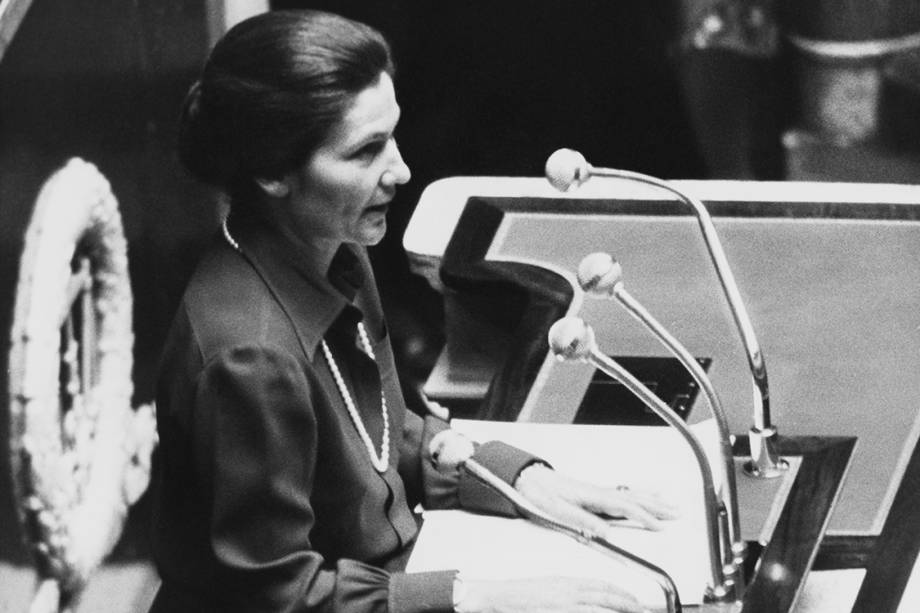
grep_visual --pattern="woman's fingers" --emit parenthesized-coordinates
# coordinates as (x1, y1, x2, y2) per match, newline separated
(619, 487, 682, 520)
(516, 466, 679, 533)
(585, 486, 682, 530)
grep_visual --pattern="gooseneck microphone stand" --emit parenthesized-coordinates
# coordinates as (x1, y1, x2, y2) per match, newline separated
(549, 317, 743, 605)
(576, 252, 746, 569)
(545, 149, 787, 478)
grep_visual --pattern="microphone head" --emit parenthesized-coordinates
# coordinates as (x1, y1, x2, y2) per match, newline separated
(577, 252, 623, 298)
(428, 429, 475, 471)
(548, 317, 596, 362)
(545, 148, 590, 192)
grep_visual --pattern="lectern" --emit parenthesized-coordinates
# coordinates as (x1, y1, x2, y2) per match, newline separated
(403, 175, 920, 611)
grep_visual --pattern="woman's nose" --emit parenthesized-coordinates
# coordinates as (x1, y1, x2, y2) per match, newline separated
(382, 141, 411, 187)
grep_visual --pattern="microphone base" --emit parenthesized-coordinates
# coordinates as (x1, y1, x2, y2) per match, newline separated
(743, 426, 789, 478)
(703, 582, 742, 607)
(702, 556, 746, 606)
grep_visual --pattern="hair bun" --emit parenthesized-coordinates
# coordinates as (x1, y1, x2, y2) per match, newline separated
(177, 79, 239, 188)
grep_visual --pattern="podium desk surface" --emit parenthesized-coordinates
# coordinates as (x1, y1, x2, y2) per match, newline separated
(411, 419, 853, 613)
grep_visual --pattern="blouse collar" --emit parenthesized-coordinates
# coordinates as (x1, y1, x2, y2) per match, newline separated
(225, 211, 370, 356)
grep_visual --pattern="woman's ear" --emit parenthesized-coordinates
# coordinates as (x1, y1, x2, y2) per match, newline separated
(255, 177, 291, 198)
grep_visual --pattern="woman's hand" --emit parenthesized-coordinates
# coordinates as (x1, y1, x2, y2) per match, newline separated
(456, 576, 649, 613)
(513, 464, 679, 536)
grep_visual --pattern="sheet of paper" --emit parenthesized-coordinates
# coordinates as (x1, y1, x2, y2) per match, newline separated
(406, 419, 728, 608)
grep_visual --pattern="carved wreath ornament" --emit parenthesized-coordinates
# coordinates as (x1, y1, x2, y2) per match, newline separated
(8, 158, 157, 612)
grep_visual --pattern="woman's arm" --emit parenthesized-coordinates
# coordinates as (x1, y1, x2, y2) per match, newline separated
(179, 344, 455, 612)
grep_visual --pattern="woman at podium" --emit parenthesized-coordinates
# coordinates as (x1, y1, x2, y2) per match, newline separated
(148, 10, 674, 613)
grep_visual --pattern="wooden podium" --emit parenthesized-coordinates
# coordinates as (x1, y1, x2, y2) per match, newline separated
(403, 176, 920, 611)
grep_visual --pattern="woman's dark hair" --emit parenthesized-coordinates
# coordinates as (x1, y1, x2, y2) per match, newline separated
(178, 10, 394, 198)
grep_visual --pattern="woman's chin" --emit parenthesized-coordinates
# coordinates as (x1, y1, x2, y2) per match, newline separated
(355, 218, 388, 246)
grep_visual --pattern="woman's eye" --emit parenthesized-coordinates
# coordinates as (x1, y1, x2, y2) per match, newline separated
(353, 140, 387, 160)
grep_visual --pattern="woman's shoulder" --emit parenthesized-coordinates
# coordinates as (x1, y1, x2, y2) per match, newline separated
(174, 245, 302, 363)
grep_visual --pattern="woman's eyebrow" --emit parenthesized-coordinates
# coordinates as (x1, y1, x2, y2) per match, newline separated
(344, 107, 401, 148)
(348, 122, 397, 148)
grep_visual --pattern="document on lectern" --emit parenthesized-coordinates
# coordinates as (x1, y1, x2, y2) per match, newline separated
(406, 419, 727, 607)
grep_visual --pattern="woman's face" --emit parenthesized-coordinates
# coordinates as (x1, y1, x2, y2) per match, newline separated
(279, 71, 411, 252)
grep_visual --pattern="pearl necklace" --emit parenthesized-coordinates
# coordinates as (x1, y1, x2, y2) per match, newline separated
(221, 217, 390, 472)
(321, 324, 390, 472)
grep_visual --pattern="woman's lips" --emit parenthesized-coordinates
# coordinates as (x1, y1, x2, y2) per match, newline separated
(365, 203, 389, 215)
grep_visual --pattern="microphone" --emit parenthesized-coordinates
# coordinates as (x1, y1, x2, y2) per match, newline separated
(548, 317, 741, 604)
(577, 252, 745, 567)
(544, 148, 591, 192)
(428, 429, 682, 613)
(545, 148, 786, 479)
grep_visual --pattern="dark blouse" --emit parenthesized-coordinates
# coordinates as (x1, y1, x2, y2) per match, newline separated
(149, 216, 538, 613)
